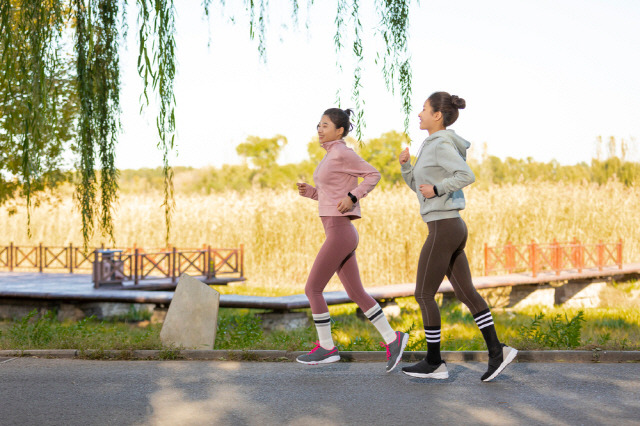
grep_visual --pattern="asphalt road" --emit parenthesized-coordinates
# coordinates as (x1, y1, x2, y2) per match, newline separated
(1, 357, 639, 425)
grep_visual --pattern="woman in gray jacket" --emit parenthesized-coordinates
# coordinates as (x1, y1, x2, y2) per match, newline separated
(399, 92, 517, 382)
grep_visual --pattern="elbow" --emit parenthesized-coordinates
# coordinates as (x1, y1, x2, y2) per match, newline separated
(468, 173, 476, 185)
(372, 171, 382, 186)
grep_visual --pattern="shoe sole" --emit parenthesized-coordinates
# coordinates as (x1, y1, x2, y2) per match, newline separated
(296, 355, 340, 365)
(482, 348, 518, 382)
(386, 333, 409, 373)
(402, 370, 449, 380)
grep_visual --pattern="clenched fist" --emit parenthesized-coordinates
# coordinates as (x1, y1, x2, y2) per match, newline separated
(296, 182, 311, 196)
(399, 147, 410, 165)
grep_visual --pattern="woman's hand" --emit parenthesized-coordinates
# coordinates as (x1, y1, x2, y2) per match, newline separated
(336, 196, 354, 213)
(296, 182, 311, 196)
(419, 184, 436, 199)
(399, 147, 410, 165)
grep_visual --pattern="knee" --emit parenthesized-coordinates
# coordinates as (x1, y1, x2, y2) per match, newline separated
(304, 283, 318, 299)
(414, 290, 436, 304)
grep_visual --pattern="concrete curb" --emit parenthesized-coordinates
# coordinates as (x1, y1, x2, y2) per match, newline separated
(1, 349, 639, 363)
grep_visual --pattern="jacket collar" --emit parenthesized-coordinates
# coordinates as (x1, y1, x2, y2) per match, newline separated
(320, 139, 346, 152)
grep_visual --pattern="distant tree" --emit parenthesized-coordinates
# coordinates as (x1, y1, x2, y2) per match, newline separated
(356, 130, 408, 187)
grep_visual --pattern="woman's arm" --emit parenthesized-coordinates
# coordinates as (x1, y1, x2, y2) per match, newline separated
(296, 183, 318, 200)
(399, 148, 417, 193)
(433, 141, 476, 195)
(341, 149, 381, 200)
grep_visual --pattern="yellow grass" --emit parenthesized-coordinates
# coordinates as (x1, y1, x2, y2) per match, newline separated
(1, 182, 639, 292)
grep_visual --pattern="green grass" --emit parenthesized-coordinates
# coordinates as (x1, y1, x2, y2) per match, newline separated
(1, 282, 639, 353)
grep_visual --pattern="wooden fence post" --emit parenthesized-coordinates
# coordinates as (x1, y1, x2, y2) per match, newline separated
(530, 240, 538, 277)
(597, 240, 604, 271)
(206, 245, 212, 279)
(92, 249, 99, 288)
(575, 239, 582, 273)
(553, 239, 561, 275)
(39, 243, 43, 273)
(172, 246, 177, 284)
(240, 244, 244, 277)
(9, 242, 13, 271)
(134, 248, 139, 285)
(69, 243, 74, 273)
(618, 239, 623, 269)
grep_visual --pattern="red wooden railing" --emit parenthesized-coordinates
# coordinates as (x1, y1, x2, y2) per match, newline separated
(0, 243, 244, 285)
(484, 239, 623, 277)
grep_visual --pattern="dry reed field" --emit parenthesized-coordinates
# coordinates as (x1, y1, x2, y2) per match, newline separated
(1, 182, 639, 292)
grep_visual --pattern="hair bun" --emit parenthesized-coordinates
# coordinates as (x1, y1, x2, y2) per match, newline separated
(451, 95, 466, 109)
(343, 108, 354, 117)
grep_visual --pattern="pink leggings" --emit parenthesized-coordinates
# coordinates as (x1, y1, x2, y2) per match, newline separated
(305, 216, 378, 314)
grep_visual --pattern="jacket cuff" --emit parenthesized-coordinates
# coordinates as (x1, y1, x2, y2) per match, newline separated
(434, 183, 445, 196)
(401, 162, 412, 172)
(350, 188, 365, 200)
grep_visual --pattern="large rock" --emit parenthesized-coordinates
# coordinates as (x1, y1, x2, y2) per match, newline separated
(160, 274, 220, 349)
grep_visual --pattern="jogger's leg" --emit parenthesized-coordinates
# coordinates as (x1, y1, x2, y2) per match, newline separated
(335, 248, 397, 344)
(413, 220, 455, 365)
(304, 217, 359, 349)
(445, 220, 500, 357)
(443, 219, 517, 380)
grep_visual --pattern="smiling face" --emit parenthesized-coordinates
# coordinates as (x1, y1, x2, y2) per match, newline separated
(317, 114, 344, 144)
(418, 100, 444, 133)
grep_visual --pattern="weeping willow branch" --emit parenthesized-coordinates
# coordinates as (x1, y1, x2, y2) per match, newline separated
(350, 0, 365, 142)
(136, 0, 176, 245)
(2, 0, 415, 248)
(375, 0, 412, 134)
(95, 0, 121, 241)
(73, 0, 97, 247)
(0, 0, 66, 235)
(72, 0, 122, 248)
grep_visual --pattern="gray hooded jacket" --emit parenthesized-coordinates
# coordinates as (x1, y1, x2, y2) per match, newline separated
(401, 129, 475, 223)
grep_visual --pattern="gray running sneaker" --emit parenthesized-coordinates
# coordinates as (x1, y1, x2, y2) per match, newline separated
(481, 344, 518, 382)
(382, 331, 409, 373)
(296, 342, 340, 365)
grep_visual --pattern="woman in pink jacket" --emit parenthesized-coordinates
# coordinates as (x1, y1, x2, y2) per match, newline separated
(296, 108, 408, 372)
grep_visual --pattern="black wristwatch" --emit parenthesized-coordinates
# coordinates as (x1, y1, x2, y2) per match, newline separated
(433, 185, 440, 196)
(347, 192, 357, 203)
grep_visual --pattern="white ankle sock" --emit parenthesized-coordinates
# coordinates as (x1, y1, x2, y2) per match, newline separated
(313, 312, 334, 349)
(364, 304, 396, 344)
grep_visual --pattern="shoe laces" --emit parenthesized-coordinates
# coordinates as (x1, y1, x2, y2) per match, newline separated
(380, 342, 391, 360)
(308, 341, 322, 354)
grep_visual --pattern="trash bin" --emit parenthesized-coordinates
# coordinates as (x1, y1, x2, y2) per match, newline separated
(94, 249, 125, 287)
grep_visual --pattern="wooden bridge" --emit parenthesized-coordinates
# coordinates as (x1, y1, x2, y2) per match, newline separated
(0, 243, 245, 289)
(0, 240, 636, 320)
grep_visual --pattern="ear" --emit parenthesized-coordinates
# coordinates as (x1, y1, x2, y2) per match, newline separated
(433, 111, 443, 123)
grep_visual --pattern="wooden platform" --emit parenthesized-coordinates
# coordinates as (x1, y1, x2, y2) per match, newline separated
(1, 264, 638, 312)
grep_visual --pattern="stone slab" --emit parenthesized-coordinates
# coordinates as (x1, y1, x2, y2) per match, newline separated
(160, 274, 220, 350)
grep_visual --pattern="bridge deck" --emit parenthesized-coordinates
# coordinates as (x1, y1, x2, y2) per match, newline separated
(1, 264, 639, 310)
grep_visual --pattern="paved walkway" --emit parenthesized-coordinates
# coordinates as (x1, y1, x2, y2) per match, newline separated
(1, 358, 638, 425)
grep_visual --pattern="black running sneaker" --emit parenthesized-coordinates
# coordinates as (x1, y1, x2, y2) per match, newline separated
(481, 344, 518, 382)
(402, 359, 449, 379)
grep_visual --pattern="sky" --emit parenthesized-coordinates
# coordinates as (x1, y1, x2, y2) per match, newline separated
(115, 0, 640, 170)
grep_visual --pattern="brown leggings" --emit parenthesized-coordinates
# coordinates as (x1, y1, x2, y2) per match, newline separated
(304, 216, 378, 314)
(415, 217, 489, 327)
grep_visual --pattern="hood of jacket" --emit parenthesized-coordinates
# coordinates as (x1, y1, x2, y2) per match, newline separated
(426, 129, 471, 160)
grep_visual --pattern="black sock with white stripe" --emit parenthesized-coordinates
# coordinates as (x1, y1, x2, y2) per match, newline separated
(473, 309, 502, 358)
(424, 326, 442, 365)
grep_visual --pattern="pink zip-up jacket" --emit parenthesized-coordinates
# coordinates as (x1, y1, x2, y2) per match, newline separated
(302, 139, 381, 218)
